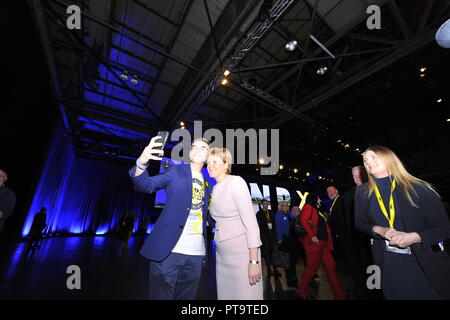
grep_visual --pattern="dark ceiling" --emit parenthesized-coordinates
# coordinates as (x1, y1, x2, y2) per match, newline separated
(28, 0, 450, 197)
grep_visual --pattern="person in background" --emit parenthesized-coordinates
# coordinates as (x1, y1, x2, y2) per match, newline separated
(340, 166, 374, 299)
(355, 145, 450, 299)
(0, 169, 16, 233)
(118, 210, 137, 256)
(275, 201, 297, 288)
(326, 185, 345, 269)
(287, 206, 302, 288)
(28, 207, 47, 249)
(298, 193, 346, 300)
(256, 199, 279, 277)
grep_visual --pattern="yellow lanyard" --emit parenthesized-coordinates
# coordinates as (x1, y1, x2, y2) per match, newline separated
(264, 210, 271, 223)
(318, 211, 327, 222)
(373, 178, 396, 228)
(329, 194, 340, 213)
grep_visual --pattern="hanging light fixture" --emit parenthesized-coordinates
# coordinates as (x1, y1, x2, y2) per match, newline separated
(285, 40, 298, 52)
(316, 66, 328, 75)
(120, 70, 129, 81)
(130, 74, 139, 86)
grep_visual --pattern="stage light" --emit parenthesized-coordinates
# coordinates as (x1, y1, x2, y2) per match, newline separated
(180, 121, 185, 126)
(420, 73, 426, 78)
(259, 158, 265, 164)
(279, 165, 284, 170)
(221, 78, 228, 85)
(223, 70, 230, 76)
(120, 70, 129, 81)
(306, 172, 310, 177)
(316, 66, 328, 75)
(181, 126, 185, 130)
(293, 168, 298, 173)
(319, 176, 322, 180)
(437, 98, 443, 103)
(447, 118, 450, 122)
(285, 40, 298, 52)
(420, 67, 427, 73)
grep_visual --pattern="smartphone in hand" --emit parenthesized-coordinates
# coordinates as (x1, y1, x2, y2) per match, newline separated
(156, 131, 169, 152)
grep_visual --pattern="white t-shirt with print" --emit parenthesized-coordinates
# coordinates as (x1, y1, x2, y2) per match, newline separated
(172, 168, 206, 256)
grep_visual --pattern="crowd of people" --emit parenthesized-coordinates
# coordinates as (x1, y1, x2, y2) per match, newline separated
(2, 136, 449, 300)
(130, 136, 450, 300)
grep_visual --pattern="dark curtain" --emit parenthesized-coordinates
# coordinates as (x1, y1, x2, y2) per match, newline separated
(23, 122, 156, 237)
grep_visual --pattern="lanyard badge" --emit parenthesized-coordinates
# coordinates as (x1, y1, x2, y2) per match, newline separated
(373, 178, 396, 228)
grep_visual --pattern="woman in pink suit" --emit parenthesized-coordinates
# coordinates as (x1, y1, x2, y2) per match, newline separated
(207, 147, 263, 300)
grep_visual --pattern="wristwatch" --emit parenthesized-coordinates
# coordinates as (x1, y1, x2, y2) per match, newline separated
(249, 260, 259, 264)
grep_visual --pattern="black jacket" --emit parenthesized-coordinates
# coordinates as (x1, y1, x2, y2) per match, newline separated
(256, 209, 276, 238)
(354, 182, 450, 299)
(328, 195, 346, 236)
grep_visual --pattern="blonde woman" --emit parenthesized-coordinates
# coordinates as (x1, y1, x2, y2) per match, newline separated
(355, 145, 450, 299)
(207, 148, 263, 300)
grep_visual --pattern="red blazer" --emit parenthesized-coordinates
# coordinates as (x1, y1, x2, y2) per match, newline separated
(300, 204, 334, 251)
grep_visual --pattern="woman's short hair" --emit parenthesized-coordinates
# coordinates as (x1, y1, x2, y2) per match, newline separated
(208, 147, 232, 174)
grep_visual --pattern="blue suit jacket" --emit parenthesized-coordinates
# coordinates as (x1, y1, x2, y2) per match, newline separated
(129, 164, 213, 261)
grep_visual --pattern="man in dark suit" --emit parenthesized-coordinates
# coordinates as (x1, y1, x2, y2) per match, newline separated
(341, 166, 374, 299)
(327, 185, 346, 268)
(256, 199, 279, 277)
(129, 136, 213, 300)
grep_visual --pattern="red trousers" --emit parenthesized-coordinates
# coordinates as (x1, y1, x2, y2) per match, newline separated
(298, 239, 346, 300)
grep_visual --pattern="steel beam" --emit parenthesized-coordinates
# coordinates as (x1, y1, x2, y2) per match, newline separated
(264, 29, 437, 129)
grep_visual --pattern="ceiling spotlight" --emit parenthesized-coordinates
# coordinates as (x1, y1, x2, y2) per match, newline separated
(130, 74, 139, 86)
(223, 70, 230, 76)
(319, 176, 322, 180)
(259, 158, 265, 164)
(293, 168, 298, 173)
(221, 78, 228, 85)
(420, 67, 427, 72)
(285, 40, 298, 52)
(180, 121, 185, 126)
(447, 118, 450, 122)
(420, 73, 426, 78)
(279, 165, 284, 170)
(437, 98, 443, 103)
(306, 172, 310, 177)
(316, 66, 328, 75)
(181, 126, 185, 130)
(120, 70, 129, 81)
